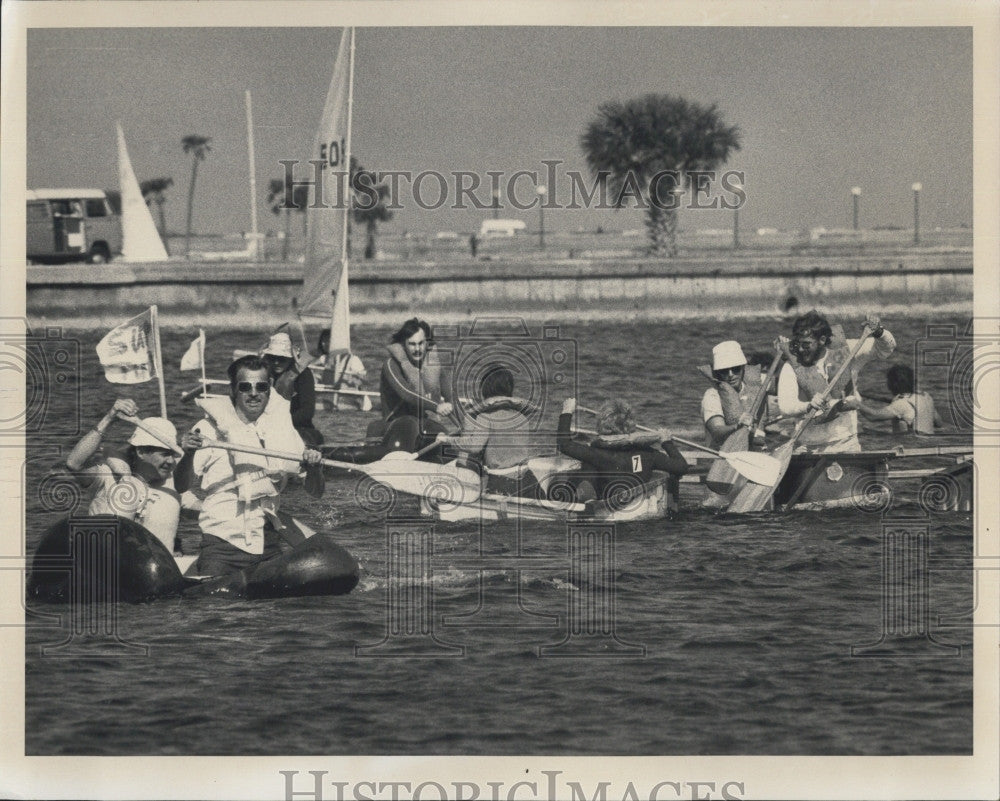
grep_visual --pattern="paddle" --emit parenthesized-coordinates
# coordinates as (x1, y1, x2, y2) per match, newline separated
(119, 414, 185, 456)
(196, 437, 482, 503)
(705, 348, 784, 494)
(671, 436, 782, 487)
(727, 325, 875, 514)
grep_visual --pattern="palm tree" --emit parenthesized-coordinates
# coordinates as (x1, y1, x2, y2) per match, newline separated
(266, 177, 294, 262)
(581, 94, 741, 257)
(350, 156, 393, 259)
(181, 135, 211, 258)
(140, 177, 173, 255)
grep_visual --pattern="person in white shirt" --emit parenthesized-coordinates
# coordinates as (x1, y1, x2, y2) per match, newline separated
(176, 355, 325, 577)
(776, 311, 896, 453)
(699, 340, 765, 449)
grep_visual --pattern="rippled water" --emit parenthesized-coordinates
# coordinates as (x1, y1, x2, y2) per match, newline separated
(23, 314, 974, 755)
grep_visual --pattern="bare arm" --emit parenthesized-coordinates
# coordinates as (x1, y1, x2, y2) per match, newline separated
(65, 398, 138, 472)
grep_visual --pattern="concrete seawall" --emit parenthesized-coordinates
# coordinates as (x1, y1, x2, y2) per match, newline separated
(26, 252, 973, 326)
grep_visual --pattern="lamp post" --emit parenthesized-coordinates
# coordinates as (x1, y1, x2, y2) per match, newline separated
(731, 177, 743, 250)
(492, 189, 500, 220)
(851, 186, 862, 231)
(912, 182, 922, 245)
(536, 184, 547, 250)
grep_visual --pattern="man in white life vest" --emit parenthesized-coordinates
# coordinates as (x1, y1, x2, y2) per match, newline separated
(777, 311, 896, 453)
(176, 354, 325, 577)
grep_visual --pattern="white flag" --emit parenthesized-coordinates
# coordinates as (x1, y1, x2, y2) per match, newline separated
(96, 308, 156, 384)
(180, 330, 205, 371)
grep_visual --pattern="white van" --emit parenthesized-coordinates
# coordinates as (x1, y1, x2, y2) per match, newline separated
(27, 188, 123, 264)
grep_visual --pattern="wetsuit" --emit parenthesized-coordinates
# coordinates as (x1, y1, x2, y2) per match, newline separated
(555, 412, 688, 505)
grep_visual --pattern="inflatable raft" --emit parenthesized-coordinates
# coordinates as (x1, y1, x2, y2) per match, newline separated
(27, 516, 359, 603)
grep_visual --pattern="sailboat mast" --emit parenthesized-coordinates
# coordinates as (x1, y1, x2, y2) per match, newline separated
(245, 90, 260, 261)
(328, 26, 355, 355)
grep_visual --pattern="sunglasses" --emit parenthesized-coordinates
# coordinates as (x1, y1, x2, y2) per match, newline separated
(713, 366, 744, 377)
(237, 381, 271, 393)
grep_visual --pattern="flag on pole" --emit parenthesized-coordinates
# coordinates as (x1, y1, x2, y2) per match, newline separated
(180, 330, 206, 371)
(96, 307, 157, 384)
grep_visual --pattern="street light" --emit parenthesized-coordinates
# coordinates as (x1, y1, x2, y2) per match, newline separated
(492, 189, 500, 220)
(536, 184, 547, 250)
(731, 177, 744, 250)
(851, 186, 862, 231)
(912, 182, 922, 245)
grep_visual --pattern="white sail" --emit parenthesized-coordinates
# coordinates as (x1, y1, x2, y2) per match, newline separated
(299, 27, 354, 355)
(116, 122, 169, 262)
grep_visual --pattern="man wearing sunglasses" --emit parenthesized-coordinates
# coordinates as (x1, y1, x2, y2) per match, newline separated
(776, 310, 895, 453)
(177, 355, 325, 577)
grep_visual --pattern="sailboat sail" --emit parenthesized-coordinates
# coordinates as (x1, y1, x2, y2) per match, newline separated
(117, 122, 169, 261)
(298, 27, 353, 357)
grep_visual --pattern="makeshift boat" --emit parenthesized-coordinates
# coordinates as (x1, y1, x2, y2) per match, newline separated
(27, 516, 359, 603)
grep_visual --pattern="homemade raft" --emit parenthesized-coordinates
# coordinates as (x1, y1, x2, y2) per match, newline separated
(27, 516, 359, 603)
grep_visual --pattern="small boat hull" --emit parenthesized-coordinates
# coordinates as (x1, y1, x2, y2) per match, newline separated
(422, 475, 676, 523)
(775, 453, 890, 511)
(28, 516, 359, 603)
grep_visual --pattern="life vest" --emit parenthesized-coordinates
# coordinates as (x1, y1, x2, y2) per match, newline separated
(892, 392, 936, 435)
(785, 325, 854, 402)
(590, 431, 662, 449)
(697, 363, 763, 424)
(87, 458, 181, 554)
(465, 395, 539, 418)
(381, 342, 447, 421)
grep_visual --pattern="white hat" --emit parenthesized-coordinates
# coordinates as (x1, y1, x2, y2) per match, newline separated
(128, 417, 178, 449)
(262, 332, 294, 359)
(712, 340, 747, 371)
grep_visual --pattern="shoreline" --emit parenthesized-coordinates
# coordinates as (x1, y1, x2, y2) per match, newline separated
(28, 300, 974, 331)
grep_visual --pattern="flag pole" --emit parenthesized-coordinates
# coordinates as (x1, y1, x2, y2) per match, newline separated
(329, 26, 355, 359)
(150, 305, 168, 417)
(199, 329, 207, 389)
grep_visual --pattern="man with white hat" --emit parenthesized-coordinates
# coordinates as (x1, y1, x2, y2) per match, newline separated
(59, 397, 190, 555)
(700, 340, 763, 449)
(261, 331, 323, 447)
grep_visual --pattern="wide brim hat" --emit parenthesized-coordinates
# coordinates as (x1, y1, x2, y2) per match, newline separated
(712, 340, 747, 371)
(262, 332, 294, 359)
(128, 417, 178, 449)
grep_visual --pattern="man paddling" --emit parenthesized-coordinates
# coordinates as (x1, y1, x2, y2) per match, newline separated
(175, 355, 325, 577)
(855, 364, 943, 435)
(776, 311, 896, 453)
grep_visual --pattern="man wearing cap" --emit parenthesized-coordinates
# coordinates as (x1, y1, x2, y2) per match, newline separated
(700, 340, 764, 449)
(261, 331, 323, 447)
(176, 354, 325, 577)
(59, 397, 193, 555)
(776, 310, 896, 453)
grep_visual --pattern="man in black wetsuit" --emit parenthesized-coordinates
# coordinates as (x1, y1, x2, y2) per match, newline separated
(554, 398, 688, 507)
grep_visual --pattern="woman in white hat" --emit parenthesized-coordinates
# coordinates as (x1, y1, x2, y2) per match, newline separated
(58, 398, 188, 554)
(700, 340, 762, 449)
(261, 331, 324, 447)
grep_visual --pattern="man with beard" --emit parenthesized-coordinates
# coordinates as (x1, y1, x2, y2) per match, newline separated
(776, 310, 895, 453)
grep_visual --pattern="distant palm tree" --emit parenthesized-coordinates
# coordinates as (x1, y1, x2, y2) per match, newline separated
(266, 177, 294, 261)
(581, 94, 741, 257)
(266, 177, 311, 262)
(181, 135, 211, 257)
(140, 177, 174, 255)
(350, 157, 393, 260)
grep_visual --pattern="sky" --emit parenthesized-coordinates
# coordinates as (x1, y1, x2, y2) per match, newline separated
(22, 23, 973, 237)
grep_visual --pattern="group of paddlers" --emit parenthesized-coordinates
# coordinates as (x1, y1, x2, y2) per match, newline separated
(53, 308, 937, 579)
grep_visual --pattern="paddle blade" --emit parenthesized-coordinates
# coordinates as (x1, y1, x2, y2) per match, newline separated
(725, 441, 795, 513)
(706, 428, 749, 493)
(361, 459, 482, 504)
(724, 450, 782, 487)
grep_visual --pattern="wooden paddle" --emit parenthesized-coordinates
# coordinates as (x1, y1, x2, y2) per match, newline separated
(727, 326, 875, 514)
(671, 436, 782, 487)
(197, 437, 483, 503)
(705, 349, 784, 494)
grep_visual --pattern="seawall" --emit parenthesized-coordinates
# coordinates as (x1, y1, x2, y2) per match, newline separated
(26, 251, 973, 327)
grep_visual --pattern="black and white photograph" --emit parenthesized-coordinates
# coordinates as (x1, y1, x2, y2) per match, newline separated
(2, 2, 998, 799)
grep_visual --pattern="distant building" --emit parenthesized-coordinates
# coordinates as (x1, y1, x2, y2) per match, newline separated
(479, 219, 526, 237)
